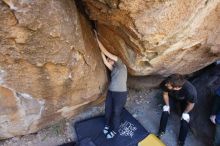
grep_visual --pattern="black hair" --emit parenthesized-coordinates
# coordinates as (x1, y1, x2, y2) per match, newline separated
(166, 74, 186, 87)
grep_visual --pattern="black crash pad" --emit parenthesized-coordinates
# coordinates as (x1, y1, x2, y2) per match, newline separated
(75, 109, 149, 146)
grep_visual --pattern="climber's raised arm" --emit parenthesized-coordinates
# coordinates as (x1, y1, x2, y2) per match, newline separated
(94, 31, 118, 62)
(101, 52, 113, 70)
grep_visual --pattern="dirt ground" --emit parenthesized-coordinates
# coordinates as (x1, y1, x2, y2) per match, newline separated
(0, 88, 207, 146)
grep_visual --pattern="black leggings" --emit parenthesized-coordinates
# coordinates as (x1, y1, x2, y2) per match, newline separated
(159, 98, 190, 143)
(105, 90, 127, 132)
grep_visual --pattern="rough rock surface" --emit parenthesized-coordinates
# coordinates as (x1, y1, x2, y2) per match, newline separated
(127, 75, 165, 90)
(0, 0, 107, 139)
(84, 0, 220, 76)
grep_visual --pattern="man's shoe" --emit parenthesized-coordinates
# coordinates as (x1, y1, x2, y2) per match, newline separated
(103, 126, 109, 134)
(157, 131, 165, 138)
(178, 141, 184, 146)
(106, 130, 117, 139)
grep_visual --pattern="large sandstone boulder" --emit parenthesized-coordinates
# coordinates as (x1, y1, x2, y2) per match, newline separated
(0, 0, 107, 139)
(84, 0, 220, 76)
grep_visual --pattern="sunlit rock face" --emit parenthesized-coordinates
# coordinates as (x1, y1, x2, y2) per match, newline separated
(84, 0, 220, 76)
(0, 0, 107, 139)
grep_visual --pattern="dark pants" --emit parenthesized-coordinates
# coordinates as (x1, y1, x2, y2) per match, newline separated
(214, 124, 220, 146)
(105, 90, 127, 132)
(159, 97, 190, 144)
